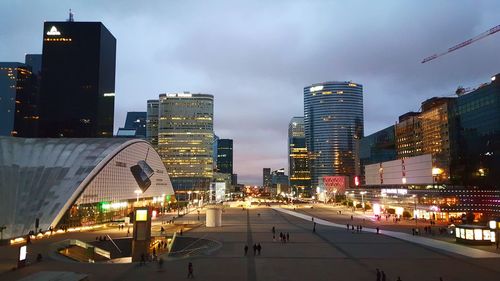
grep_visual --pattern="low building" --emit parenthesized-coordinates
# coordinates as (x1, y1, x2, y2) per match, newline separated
(0, 137, 174, 240)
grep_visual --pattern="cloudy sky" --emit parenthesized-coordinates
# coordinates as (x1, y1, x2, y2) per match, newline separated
(1, 1, 499, 184)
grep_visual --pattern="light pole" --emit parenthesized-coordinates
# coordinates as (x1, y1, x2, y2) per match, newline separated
(134, 189, 142, 203)
(360, 191, 367, 212)
(412, 194, 417, 225)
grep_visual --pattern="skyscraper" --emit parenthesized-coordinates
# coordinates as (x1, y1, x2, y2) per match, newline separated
(157, 92, 214, 198)
(0, 63, 31, 136)
(146, 99, 159, 147)
(217, 138, 233, 174)
(38, 21, 116, 137)
(263, 168, 271, 188)
(117, 112, 146, 138)
(304, 81, 364, 189)
(288, 117, 311, 196)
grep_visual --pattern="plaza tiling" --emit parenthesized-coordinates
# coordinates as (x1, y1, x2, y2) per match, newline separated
(273, 207, 500, 259)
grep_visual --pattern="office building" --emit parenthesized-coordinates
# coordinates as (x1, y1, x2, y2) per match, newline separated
(146, 100, 159, 147)
(117, 112, 146, 138)
(0, 63, 31, 136)
(359, 125, 397, 183)
(39, 21, 116, 137)
(288, 117, 311, 196)
(157, 92, 214, 198)
(271, 168, 290, 195)
(217, 138, 233, 174)
(304, 81, 364, 189)
(263, 168, 271, 188)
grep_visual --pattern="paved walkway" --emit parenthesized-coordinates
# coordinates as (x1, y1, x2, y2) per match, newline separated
(274, 207, 500, 259)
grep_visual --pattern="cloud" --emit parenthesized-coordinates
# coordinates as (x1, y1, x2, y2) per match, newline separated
(1, 0, 499, 184)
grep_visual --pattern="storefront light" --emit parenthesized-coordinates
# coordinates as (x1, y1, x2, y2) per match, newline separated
(489, 220, 496, 229)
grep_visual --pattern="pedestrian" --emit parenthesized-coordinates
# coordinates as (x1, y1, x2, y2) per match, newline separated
(376, 268, 381, 281)
(257, 243, 262, 255)
(376, 227, 380, 234)
(187, 262, 194, 278)
(360, 225, 363, 232)
(180, 228, 183, 236)
(127, 227, 130, 237)
(313, 222, 316, 233)
(286, 232, 290, 242)
(381, 270, 386, 281)
(351, 215, 353, 220)
(272, 226, 275, 234)
(244, 245, 248, 255)
(347, 223, 350, 230)
(412, 228, 415, 236)
(253, 244, 257, 255)
(273, 234, 276, 242)
(279, 232, 283, 242)
(158, 257, 163, 270)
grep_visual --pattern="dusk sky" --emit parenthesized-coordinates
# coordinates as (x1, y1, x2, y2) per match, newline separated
(1, 1, 499, 184)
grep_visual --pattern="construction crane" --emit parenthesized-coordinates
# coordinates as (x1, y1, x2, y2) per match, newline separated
(421, 25, 500, 63)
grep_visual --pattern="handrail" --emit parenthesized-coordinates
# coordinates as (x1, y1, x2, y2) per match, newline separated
(106, 234, 122, 253)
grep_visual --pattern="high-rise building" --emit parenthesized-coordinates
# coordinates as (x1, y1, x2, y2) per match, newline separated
(453, 74, 500, 187)
(157, 92, 214, 198)
(0, 63, 34, 136)
(304, 81, 364, 189)
(213, 134, 219, 170)
(146, 99, 159, 147)
(117, 112, 146, 138)
(271, 168, 290, 195)
(217, 138, 233, 174)
(359, 125, 397, 184)
(263, 168, 271, 187)
(39, 21, 116, 137)
(288, 117, 311, 196)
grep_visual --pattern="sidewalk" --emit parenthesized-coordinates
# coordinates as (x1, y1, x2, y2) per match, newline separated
(273, 207, 500, 259)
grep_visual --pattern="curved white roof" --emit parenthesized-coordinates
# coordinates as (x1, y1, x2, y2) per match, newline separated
(0, 137, 174, 239)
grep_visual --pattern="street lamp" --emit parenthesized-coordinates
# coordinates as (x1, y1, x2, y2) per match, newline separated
(134, 189, 142, 203)
(360, 191, 367, 211)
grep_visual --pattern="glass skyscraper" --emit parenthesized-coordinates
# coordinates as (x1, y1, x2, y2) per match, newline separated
(288, 117, 311, 195)
(304, 81, 364, 189)
(146, 99, 159, 147)
(157, 92, 214, 197)
(217, 138, 233, 174)
(39, 21, 116, 137)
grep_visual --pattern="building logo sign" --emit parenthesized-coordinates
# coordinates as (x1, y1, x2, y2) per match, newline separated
(310, 85, 324, 92)
(46, 26, 61, 36)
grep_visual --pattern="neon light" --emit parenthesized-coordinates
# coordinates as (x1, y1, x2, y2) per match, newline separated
(46, 26, 61, 36)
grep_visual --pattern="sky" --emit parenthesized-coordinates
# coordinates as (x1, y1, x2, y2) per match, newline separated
(1, 1, 499, 184)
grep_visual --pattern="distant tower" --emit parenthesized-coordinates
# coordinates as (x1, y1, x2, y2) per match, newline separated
(68, 9, 74, 22)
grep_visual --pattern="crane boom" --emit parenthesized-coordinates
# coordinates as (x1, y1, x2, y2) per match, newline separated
(421, 25, 500, 63)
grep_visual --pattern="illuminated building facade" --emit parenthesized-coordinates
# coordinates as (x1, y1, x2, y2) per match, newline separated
(395, 98, 456, 184)
(359, 125, 397, 184)
(288, 117, 311, 195)
(157, 92, 214, 198)
(263, 168, 271, 188)
(146, 99, 159, 147)
(0, 137, 174, 240)
(217, 138, 233, 174)
(0, 63, 31, 136)
(304, 81, 364, 189)
(39, 22, 116, 138)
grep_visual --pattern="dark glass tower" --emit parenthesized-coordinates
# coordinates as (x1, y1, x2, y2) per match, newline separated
(39, 21, 116, 137)
(304, 81, 364, 189)
(217, 138, 233, 174)
(288, 117, 311, 195)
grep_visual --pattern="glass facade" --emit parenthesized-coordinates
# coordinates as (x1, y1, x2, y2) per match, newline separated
(117, 111, 147, 138)
(0, 63, 31, 136)
(217, 138, 233, 174)
(157, 93, 214, 196)
(39, 22, 116, 138)
(304, 81, 364, 189)
(359, 125, 397, 184)
(288, 117, 311, 195)
(146, 100, 159, 148)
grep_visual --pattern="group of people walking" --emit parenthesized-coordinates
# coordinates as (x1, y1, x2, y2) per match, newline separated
(244, 243, 262, 255)
(346, 223, 364, 233)
(271, 226, 290, 243)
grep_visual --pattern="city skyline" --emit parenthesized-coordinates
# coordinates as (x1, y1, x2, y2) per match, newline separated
(2, 1, 499, 184)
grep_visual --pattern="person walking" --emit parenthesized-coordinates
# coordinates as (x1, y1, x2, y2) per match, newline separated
(376, 268, 381, 281)
(313, 222, 316, 233)
(347, 223, 349, 230)
(286, 232, 290, 242)
(272, 226, 275, 234)
(253, 244, 257, 255)
(187, 262, 194, 278)
(257, 243, 262, 255)
(244, 245, 248, 256)
(381, 270, 386, 281)
(376, 227, 380, 234)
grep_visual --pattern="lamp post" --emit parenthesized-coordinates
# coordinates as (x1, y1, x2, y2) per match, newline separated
(134, 189, 142, 203)
(412, 194, 417, 225)
(360, 191, 367, 212)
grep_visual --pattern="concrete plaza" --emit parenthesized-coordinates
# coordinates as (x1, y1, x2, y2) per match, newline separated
(1, 206, 500, 281)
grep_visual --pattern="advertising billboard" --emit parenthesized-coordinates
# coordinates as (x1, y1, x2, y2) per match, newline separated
(365, 154, 433, 185)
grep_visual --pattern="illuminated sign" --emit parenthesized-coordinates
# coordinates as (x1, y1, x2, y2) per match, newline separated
(381, 188, 407, 195)
(354, 176, 360, 186)
(135, 209, 148, 221)
(103, 93, 115, 97)
(19, 245, 27, 261)
(166, 93, 192, 98)
(46, 26, 61, 36)
(309, 85, 324, 92)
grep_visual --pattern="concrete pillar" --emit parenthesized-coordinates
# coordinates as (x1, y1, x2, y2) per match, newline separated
(206, 208, 222, 227)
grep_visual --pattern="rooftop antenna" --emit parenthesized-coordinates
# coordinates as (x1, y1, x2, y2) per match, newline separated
(67, 9, 74, 22)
